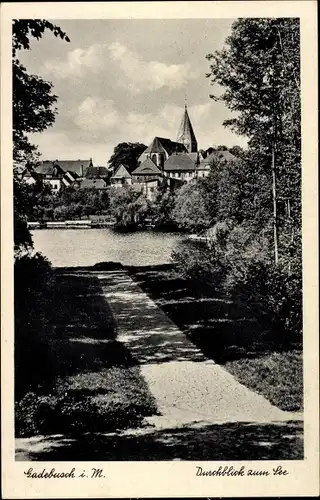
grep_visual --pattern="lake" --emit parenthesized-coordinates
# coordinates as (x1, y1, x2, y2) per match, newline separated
(31, 228, 184, 267)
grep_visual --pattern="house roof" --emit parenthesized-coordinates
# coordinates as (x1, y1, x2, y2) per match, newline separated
(131, 158, 162, 176)
(39, 159, 93, 176)
(34, 162, 65, 177)
(138, 137, 187, 162)
(164, 153, 197, 171)
(78, 178, 107, 189)
(86, 165, 108, 178)
(111, 164, 132, 179)
(204, 150, 238, 164)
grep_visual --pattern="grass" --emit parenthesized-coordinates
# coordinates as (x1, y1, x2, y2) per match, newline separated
(128, 263, 303, 412)
(225, 350, 303, 411)
(15, 268, 158, 437)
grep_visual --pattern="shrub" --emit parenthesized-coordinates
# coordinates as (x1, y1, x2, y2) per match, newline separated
(171, 238, 226, 290)
(222, 223, 302, 341)
(14, 252, 56, 398)
(171, 221, 302, 343)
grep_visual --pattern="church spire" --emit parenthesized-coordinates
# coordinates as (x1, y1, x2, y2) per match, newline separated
(177, 103, 198, 153)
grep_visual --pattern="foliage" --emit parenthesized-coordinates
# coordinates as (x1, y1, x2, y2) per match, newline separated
(12, 20, 70, 167)
(108, 142, 147, 174)
(13, 176, 35, 254)
(151, 178, 177, 228)
(172, 238, 226, 289)
(169, 18, 302, 343)
(172, 221, 302, 341)
(13, 19, 70, 253)
(108, 186, 151, 228)
(14, 252, 56, 398)
(172, 183, 212, 232)
(19, 183, 110, 221)
(15, 365, 158, 437)
(206, 17, 301, 229)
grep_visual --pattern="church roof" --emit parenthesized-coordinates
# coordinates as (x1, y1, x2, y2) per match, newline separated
(111, 164, 132, 179)
(177, 105, 197, 152)
(139, 137, 187, 161)
(164, 153, 197, 171)
(132, 158, 162, 176)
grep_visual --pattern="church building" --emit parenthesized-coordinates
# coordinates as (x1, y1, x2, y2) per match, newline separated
(132, 104, 210, 192)
(176, 104, 198, 153)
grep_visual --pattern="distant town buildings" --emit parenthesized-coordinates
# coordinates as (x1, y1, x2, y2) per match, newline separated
(21, 104, 237, 200)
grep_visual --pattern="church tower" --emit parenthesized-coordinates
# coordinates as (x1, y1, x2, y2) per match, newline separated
(176, 104, 198, 153)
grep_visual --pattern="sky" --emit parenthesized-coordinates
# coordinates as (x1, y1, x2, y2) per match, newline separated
(19, 19, 248, 166)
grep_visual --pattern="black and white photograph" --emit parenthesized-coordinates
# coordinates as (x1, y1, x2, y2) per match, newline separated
(1, 1, 319, 498)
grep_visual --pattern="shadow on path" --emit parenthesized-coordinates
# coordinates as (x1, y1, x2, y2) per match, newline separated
(16, 419, 303, 461)
(128, 264, 302, 365)
(51, 270, 137, 377)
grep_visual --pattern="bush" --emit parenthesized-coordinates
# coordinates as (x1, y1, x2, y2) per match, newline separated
(171, 238, 226, 290)
(171, 221, 302, 343)
(222, 223, 302, 341)
(14, 252, 56, 398)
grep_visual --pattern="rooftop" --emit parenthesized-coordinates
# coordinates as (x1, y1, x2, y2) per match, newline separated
(132, 158, 162, 176)
(164, 153, 197, 171)
(40, 159, 93, 176)
(111, 164, 132, 179)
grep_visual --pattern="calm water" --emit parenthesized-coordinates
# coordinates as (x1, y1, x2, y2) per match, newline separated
(32, 228, 183, 267)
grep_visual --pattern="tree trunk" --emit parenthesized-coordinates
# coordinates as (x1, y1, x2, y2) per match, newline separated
(271, 144, 279, 265)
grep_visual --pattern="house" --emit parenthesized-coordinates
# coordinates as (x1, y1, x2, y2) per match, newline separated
(20, 168, 39, 186)
(85, 165, 109, 179)
(32, 162, 65, 192)
(77, 178, 108, 190)
(203, 149, 238, 166)
(110, 164, 132, 187)
(163, 153, 196, 182)
(131, 158, 163, 201)
(39, 159, 93, 178)
(195, 149, 238, 178)
(62, 171, 79, 188)
(163, 151, 206, 182)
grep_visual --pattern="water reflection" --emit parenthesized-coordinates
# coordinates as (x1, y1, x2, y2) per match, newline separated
(32, 229, 183, 267)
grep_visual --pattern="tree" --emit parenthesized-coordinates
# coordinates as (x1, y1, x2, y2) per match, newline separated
(228, 145, 244, 158)
(206, 18, 301, 264)
(12, 20, 70, 251)
(108, 186, 150, 228)
(108, 142, 147, 174)
(151, 182, 176, 229)
(13, 20, 70, 167)
(172, 183, 212, 232)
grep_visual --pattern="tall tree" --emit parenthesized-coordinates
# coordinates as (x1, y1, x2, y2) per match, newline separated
(206, 18, 301, 263)
(13, 20, 70, 167)
(13, 20, 70, 251)
(108, 142, 147, 174)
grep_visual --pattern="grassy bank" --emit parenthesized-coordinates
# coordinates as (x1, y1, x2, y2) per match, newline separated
(15, 268, 158, 437)
(128, 264, 303, 412)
